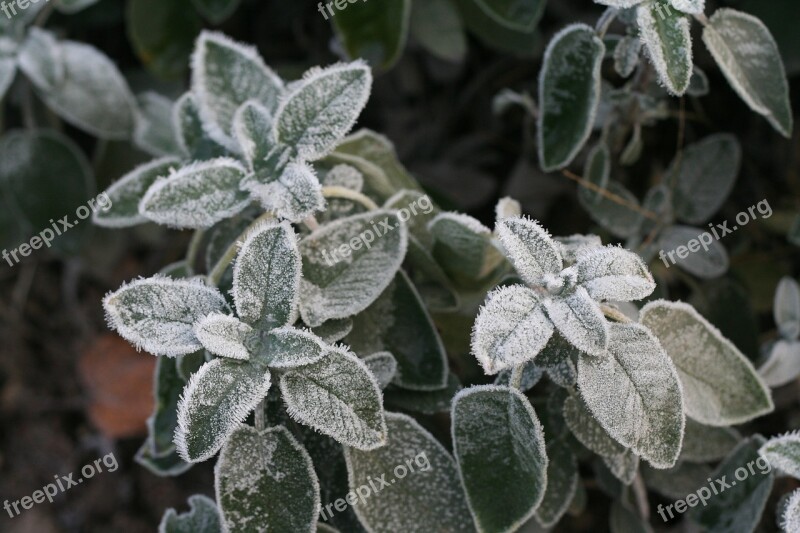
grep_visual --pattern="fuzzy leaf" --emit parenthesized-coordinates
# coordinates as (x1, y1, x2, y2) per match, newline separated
(642, 461, 711, 500)
(543, 286, 609, 357)
(613, 35, 641, 78)
(363, 352, 398, 389)
(298, 210, 407, 327)
(140, 158, 250, 229)
(775, 276, 800, 340)
(641, 300, 774, 426)
(244, 162, 325, 222)
(564, 394, 632, 464)
(104, 277, 228, 357)
(384, 373, 463, 415)
(759, 340, 800, 388)
(496, 216, 563, 286)
(311, 318, 353, 344)
(174, 93, 229, 161)
(603, 449, 640, 486)
(233, 100, 275, 171)
(657, 225, 729, 279)
(538, 24, 604, 171)
(260, 327, 328, 369)
(577, 323, 684, 469)
(147, 355, 187, 457)
(578, 179, 642, 239)
(681, 418, 739, 463)
(759, 432, 800, 479)
(275, 62, 372, 161)
(669, 0, 704, 14)
(191, 31, 284, 149)
(331, 0, 411, 70)
(782, 490, 800, 533)
(280, 346, 386, 450)
(495, 361, 543, 392)
(215, 425, 319, 533)
(159, 495, 220, 533)
(453, 385, 547, 533)
(176, 358, 271, 462)
(409, 0, 467, 63)
(536, 438, 579, 527)
(575, 246, 655, 302)
(469, 0, 545, 32)
(637, 0, 693, 95)
(429, 213, 501, 283)
(232, 220, 301, 329)
(593, 0, 644, 6)
(135, 92, 181, 157)
(94, 157, 180, 228)
(471, 285, 554, 374)
(17, 28, 63, 92)
(193, 313, 252, 361)
(344, 412, 473, 532)
(702, 9, 793, 137)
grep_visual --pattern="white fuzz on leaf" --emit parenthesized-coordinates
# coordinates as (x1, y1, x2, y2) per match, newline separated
(232, 100, 275, 171)
(193, 313, 252, 361)
(496, 216, 563, 287)
(262, 327, 328, 369)
(759, 431, 800, 479)
(243, 161, 325, 222)
(543, 286, 609, 357)
(575, 245, 656, 302)
(781, 489, 800, 533)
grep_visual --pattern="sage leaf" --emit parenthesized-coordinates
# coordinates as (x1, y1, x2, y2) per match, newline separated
(331, 0, 410, 70)
(159, 494, 220, 533)
(243, 162, 325, 222)
(363, 352, 398, 389)
(135, 92, 181, 157)
(637, 0, 693, 95)
(429, 213, 501, 284)
(17, 28, 63, 92)
(193, 313, 252, 361)
(774, 276, 800, 340)
(536, 435, 579, 527)
(232, 100, 275, 171)
(543, 286, 609, 357)
(136, 442, 192, 478)
(496, 216, 563, 287)
(174, 93, 229, 161)
(575, 246, 656, 302)
(669, 0, 704, 14)
(758, 340, 800, 388)
(384, 373, 463, 415)
(759, 431, 800, 479)
(657, 225, 729, 279)
(782, 490, 800, 533)
(613, 35, 641, 78)
(578, 179, 642, 239)
(681, 418, 739, 463)
(261, 327, 328, 369)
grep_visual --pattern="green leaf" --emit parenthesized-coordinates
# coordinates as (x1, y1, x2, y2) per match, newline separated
(232, 220, 300, 329)
(215, 425, 319, 532)
(193, 313, 252, 361)
(298, 210, 408, 327)
(232, 100, 276, 171)
(496, 216, 563, 286)
(469, 0, 545, 32)
(702, 8, 793, 137)
(362, 352, 398, 389)
(243, 162, 325, 222)
(637, 0, 693, 95)
(642, 461, 711, 500)
(384, 373, 463, 414)
(174, 93, 229, 161)
(17, 28, 63, 92)
(135, 441, 192, 477)
(0, 56, 15, 101)
(159, 495, 221, 533)
(669, 134, 741, 225)
(538, 24, 605, 172)
(641, 300, 773, 426)
(331, 0, 411, 70)
(409, 0, 467, 63)
(134, 93, 181, 157)
(453, 385, 547, 533)
(689, 436, 774, 533)
(103, 277, 229, 357)
(455, 0, 540, 56)
(577, 323, 684, 469)
(139, 158, 250, 229)
(578, 178, 642, 239)
(261, 327, 328, 368)
(94, 157, 180, 228)
(681, 418, 739, 463)
(176, 359, 272, 462)
(275, 62, 372, 161)
(344, 412, 473, 532)
(575, 246, 655, 302)
(564, 394, 634, 476)
(657, 225, 729, 279)
(429, 213, 502, 285)
(759, 431, 800, 479)
(191, 31, 284, 149)
(774, 276, 800, 340)
(345, 270, 448, 390)
(613, 35, 642, 78)
(536, 436, 579, 528)
(581, 143, 610, 206)
(191, 0, 240, 23)
(280, 345, 387, 450)
(147, 355, 186, 456)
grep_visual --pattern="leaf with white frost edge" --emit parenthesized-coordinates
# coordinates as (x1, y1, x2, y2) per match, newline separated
(495, 196, 521, 221)
(243, 161, 325, 222)
(536, 434, 579, 527)
(496, 216, 562, 286)
(323, 164, 364, 191)
(775, 277, 800, 340)
(543, 286, 609, 357)
(193, 313, 252, 361)
(135, 92, 181, 157)
(471, 285, 554, 375)
(17, 28, 63, 92)
(575, 246, 655, 302)
(173, 93, 229, 161)
(702, 9, 793, 138)
(363, 352, 398, 389)
(140, 158, 250, 229)
(345, 412, 474, 533)
(603, 449, 639, 486)
(232, 100, 275, 171)
(758, 341, 800, 388)
(556, 234, 602, 265)
(215, 425, 320, 533)
(637, 0, 693, 95)
(613, 36, 641, 78)
(191, 31, 284, 150)
(94, 157, 180, 228)
(564, 394, 632, 463)
(453, 385, 547, 533)
(782, 490, 800, 533)
(759, 431, 800, 479)
(298, 210, 407, 327)
(280, 345, 386, 450)
(641, 300, 773, 426)
(681, 418, 739, 463)
(232, 220, 301, 329)
(175, 358, 271, 463)
(158, 494, 220, 533)
(275, 62, 372, 162)
(658, 225, 729, 279)
(429, 212, 501, 282)
(593, 0, 644, 7)
(261, 327, 328, 368)
(642, 461, 711, 500)
(577, 322, 684, 469)
(669, 0, 704, 14)
(495, 361, 543, 392)
(104, 277, 229, 357)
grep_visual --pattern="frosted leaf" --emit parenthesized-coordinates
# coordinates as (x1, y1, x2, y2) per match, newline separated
(173, 93, 229, 161)
(261, 327, 327, 368)
(538, 24, 604, 171)
(642, 462, 711, 500)
(193, 313, 252, 361)
(323, 164, 364, 192)
(93, 157, 180, 228)
(275, 62, 372, 161)
(613, 35, 641, 78)
(215, 425, 319, 533)
(702, 9, 793, 137)
(17, 28, 63, 92)
(175, 358, 272, 463)
(232, 100, 275, 171)
(782, 490, 800, 533)
(495, 361, 543, 392)
(775, 277, 800, 340)
(577, 322, 684, 469)
(545, 357, 577, 388)
(758, 341, 800, 388)
(148, 355, 187, 456)
(495, 196, 522, 221)
(134, 93, 180, 158)
(280, 345, 386, 450)
(31, 39, 136, 139)
(759, 431, 800, 479)
(103, 276, 229, 357)
(593, 0, 644, 6)
(243, 161, 325, 222)
(555, 234, 602, 265)
(496, 216, 563, 286)
(139, 158, 250, 229)
(575, 245, 655, 302)
(429, 212, 502, 282)
(344, 412, 473, 532)
(669, 134, 741, 225)
(657, 225, 729, 279)
(687, 66, 710, 97)
(669, 0, 704, 14)
(135, 439, 193, 478)
(641, 300, 774, 426)
(681, 418, 739, 463)
(536, 436, 579, 527)
(191, 31, 284, 150)
(452, 385, 547, 533)
(158, 495, 220, 533)
(543, 286, 609, 357)
(232, 220, 301, 329)
(311, 318, 353, 344)
(298, 210, 407, 327)
(637, 0, 693, 95)
(603, 449, 639, 486)
(471, 285, 554, 374)
(384, 190, 438, 249)
(384, 373, 463, 415)
(362, 352, 398, 389)
(564, 394, 630, 459)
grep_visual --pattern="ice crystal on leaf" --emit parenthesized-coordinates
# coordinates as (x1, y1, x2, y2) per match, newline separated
(758, 431, 800, 479)
(193, 313, 252, 361)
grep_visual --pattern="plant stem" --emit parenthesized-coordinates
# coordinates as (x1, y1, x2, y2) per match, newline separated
(600, 304, 632, 324)
(595, 7, 619, 37)
(632, 472, 650, 519)
(255, 399, 265, 431)
(207, 211, 274, 285)
(509, 365, 524, 390)
(185, 230, 206, 272)
(561, 169, 659, 221)
(322, 186, 379, 211)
